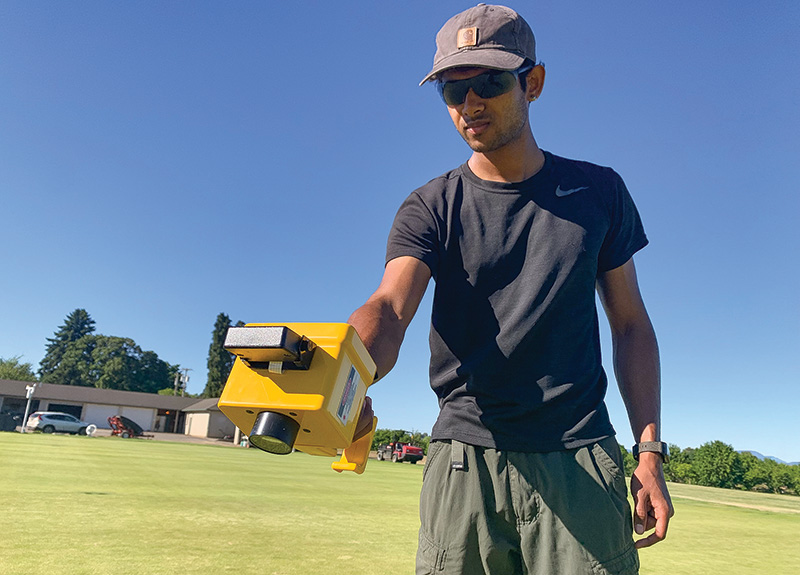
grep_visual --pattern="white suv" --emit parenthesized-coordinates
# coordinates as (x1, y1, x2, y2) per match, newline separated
(25, 412, 91, 435)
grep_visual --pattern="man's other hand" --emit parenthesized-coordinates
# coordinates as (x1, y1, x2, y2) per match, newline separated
(630, 453, 674, 548)
(352, 396, 374, 442)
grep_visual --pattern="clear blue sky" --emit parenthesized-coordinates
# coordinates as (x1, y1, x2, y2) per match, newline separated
(2, 2, 798, 461)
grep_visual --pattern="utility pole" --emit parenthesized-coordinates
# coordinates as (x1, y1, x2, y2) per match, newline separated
(173, 368, 192, 396)
(20, 382, 40, 433)
(179, 368, 192, 397)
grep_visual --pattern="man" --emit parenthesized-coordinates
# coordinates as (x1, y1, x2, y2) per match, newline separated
(349, 4, 673, 574)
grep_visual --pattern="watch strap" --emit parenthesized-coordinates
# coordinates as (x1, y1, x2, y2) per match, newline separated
(632, 441, 669, 462)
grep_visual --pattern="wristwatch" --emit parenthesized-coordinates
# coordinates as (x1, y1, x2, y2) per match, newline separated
(632, 441, 669, 462)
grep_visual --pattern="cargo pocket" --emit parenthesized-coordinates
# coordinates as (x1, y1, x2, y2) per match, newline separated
(593, 543, 639, 575)
(584, 439, 638, 573)
(423, 441, 445, 481)
(591, 440, 630, 505)
(416, 530, 447, 573)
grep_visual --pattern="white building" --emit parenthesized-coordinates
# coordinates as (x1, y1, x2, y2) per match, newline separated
(0, 378, 218, 436)
(182, 398, 237, 439)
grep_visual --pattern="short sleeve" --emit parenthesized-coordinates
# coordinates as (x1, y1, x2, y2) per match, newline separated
(597, 173, 649, 273)
(386, 191, 440, 278)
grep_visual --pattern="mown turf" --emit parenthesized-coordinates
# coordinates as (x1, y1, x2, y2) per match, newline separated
(1, 432, 421, 575)
(639, 482, 800, 575)
(2, 432, 798, 574)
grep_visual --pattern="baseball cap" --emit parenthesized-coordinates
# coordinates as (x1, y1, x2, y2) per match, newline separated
(420, 4, 536, 86)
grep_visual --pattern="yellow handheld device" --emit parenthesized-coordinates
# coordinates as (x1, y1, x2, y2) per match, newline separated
(217, 323, 378, 474)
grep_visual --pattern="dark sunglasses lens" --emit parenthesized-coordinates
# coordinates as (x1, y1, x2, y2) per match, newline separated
(439, 82, 466, 106)
(480, 72, 516, 99)
(439, 71, 517, 106)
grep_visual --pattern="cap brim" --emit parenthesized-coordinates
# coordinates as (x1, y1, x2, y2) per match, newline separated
(419, 50, 526, 86)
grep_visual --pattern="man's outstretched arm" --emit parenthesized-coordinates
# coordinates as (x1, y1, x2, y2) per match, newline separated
(596, 258, 674, 549)
(348, 256, 431, 382)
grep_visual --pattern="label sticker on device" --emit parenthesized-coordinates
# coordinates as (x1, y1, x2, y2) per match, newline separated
(337, 366, 360, 425)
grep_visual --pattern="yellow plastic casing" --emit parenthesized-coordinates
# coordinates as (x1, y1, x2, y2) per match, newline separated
(332, 415, 377, 474)
(217, 323, 377, 472)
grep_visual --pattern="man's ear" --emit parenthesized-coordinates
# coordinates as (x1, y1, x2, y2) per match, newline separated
(526, 65, 545, 102)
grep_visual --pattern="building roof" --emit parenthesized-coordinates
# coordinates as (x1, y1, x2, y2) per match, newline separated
(181, 398, 222, 412)
(0, 379, 205, 411)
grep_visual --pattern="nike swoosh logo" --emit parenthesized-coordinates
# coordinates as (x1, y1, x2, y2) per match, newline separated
(555, 185, 588, 197)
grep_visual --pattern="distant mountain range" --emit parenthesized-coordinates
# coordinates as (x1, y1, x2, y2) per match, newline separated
(739, 450, 800, 466)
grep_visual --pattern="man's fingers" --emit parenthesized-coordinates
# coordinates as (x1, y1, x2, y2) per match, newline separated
(634, 531, 663, 549)
(634, 497, 671, 548)
(635, 515, 668, 548)
(651, 496, 671, 539)
(646, 510, 658, 532)
(654, 513, 669, 542)
(352, 396, 374, 441)
(634, 494, 649, 535)
(631, 464, 674, 548)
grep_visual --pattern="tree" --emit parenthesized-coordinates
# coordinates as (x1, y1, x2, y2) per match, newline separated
(39, 309, 96, 380)
(0, 356, 38, 382)
(40, 333, 176, 393)
(371, 428, 395, 450)
(409, 430, 431, 455)
(158, 386, 198, 398)
(664, 444, 698, 484)
(86, 336, 174, 393)
(371, 428, 418, 451)
(36, 310, 178, 393)
(738, 451, 770, 491)
(45, 335, 96, 386)
(790, 465, 800, 496)
(693, 440, 738, 488)
(203, 313, 238, 398)
(761, 459, 795, 495)
(618, 444, 637, 477)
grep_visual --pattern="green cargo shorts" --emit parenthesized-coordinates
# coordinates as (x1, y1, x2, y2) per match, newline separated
(416, 436, 638, 575)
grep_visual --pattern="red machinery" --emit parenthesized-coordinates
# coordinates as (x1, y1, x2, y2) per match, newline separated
(376, 441, 424, 464)
(108, 415, 152, 439)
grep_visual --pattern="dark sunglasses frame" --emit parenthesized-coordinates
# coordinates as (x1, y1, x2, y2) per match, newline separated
(436, 65, 533, 106)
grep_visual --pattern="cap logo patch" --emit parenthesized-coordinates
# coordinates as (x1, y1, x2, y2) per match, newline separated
(457, 27, 478, 48)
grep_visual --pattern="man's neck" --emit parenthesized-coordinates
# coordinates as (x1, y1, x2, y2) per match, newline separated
(467, 135, 545, 183)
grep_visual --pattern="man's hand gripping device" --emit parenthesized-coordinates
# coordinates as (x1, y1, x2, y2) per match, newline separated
(217, 323, 378, 474)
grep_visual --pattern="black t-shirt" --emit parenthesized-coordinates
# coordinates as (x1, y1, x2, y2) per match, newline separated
(386, 151, 648, 452)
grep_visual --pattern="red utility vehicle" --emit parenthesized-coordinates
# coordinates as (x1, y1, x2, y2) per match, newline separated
(376, 441, 424, 464)
(108, 415, 152, 439)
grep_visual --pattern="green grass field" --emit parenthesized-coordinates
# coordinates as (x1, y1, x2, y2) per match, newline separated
(2, 433, 798, 574)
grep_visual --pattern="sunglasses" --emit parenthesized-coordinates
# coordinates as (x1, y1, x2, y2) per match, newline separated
(436, 66, 532, 106)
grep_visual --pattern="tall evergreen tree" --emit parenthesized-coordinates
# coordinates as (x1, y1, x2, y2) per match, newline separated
(45, 334, 96, 386)
(39, 309, 96, 380)
(39, 333, 176, 392)
(37, 309, 176, 392)
(203, 313, 237, 398)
